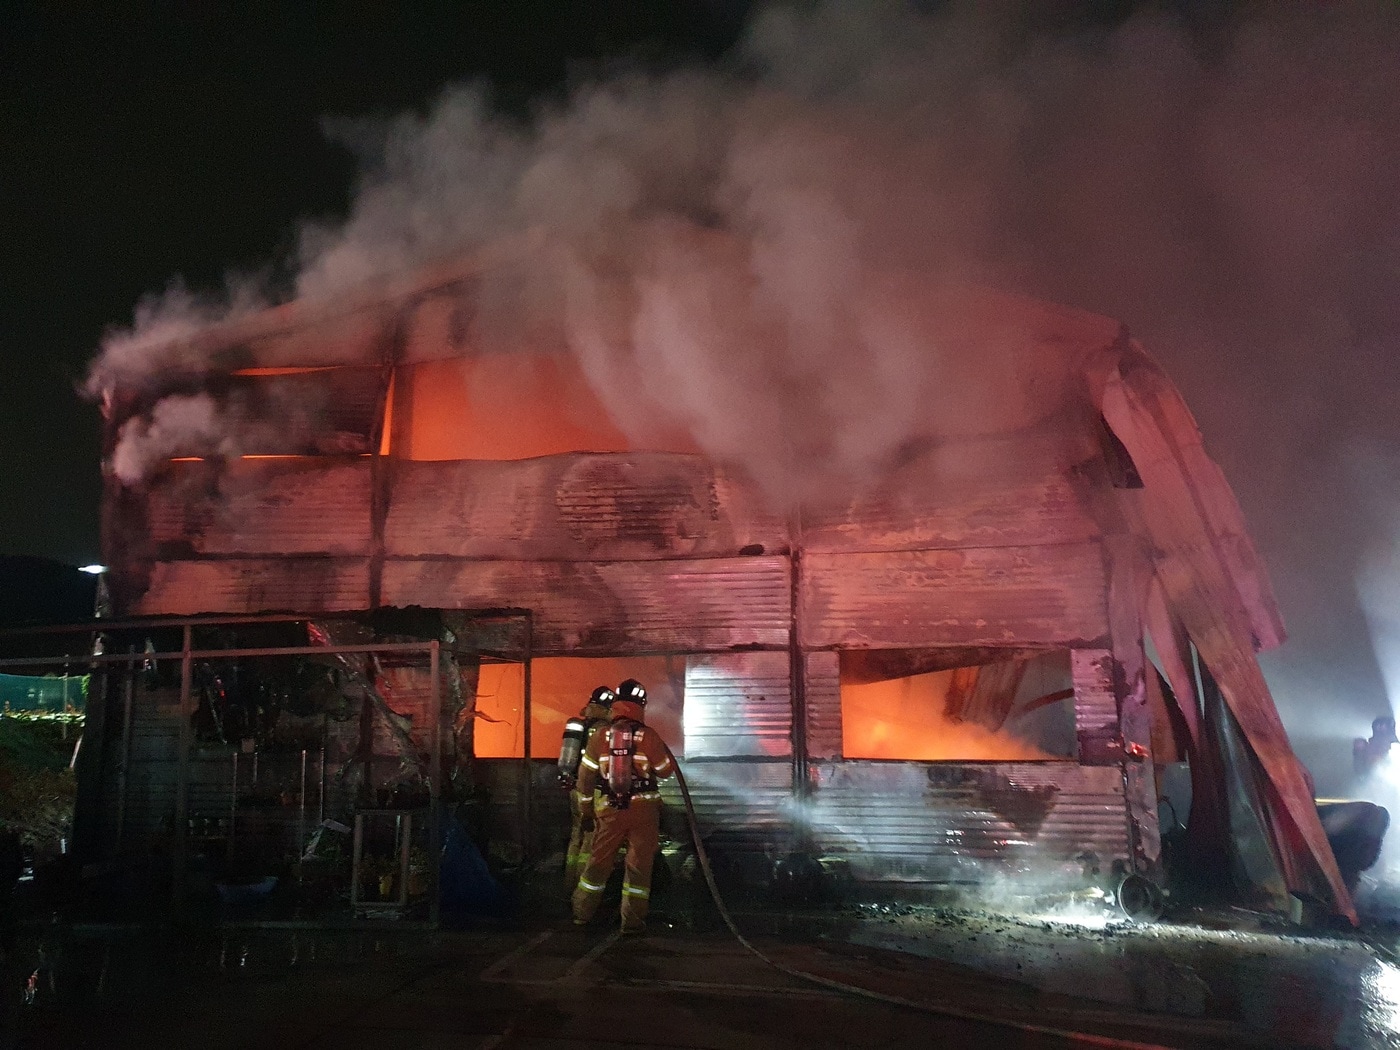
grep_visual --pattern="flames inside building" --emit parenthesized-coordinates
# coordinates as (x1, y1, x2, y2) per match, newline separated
(71, 253, 1357, 924)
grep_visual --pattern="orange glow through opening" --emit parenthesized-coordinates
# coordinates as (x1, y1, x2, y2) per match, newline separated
(842, 668, 1059, 761)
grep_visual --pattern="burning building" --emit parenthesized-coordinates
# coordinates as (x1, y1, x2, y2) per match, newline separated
(79, 248, 1355, 923)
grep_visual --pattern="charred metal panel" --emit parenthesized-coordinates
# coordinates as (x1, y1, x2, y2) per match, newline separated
(113, 697, 180, 850)
(401, 286, 473, 363)
(145, 458, 373, 557)
(246, 304, 393, 369)
(660, 760, 795, 882)
(1072, 648, 1120, 766)
(384, 454, 786, 561)
(118, 368, 385, 458)
(801, 433, 1101, 554)
(477, 758, 572, 864)
(381, 556, 791, 655)
(799, 543, 1109, 650)
(804, 651, 843, 760)
(683, 652, 792, 759)
(131, 558, 372, 615)
(807, 761, 1129, 883)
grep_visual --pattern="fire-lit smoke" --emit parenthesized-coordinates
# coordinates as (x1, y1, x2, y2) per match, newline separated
(89, 2, 1400, 770)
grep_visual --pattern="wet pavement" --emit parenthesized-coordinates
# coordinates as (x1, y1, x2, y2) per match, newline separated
(2, 900, 1393, 1050)
(831, 903, 1400, 1049)
(0, 920, 1257, 1049)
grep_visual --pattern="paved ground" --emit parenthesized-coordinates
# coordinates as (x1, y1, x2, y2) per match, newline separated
(0, 911, 1354, 1050)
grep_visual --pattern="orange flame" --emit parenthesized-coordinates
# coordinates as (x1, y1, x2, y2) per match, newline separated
(841, 670, 1056, 761)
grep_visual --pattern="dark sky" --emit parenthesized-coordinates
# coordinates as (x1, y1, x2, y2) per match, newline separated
(0, 1, 747, 565)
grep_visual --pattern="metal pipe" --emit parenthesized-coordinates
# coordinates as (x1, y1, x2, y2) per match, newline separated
(0, 640, 521, 671)
(172, 623, 193, 907)
(428, 639, 441, 926)
(228, 750, 239, 857)
(114, 650, 135, 851)
(297, 748, 307, 881)
(521, 612, 533, 869)
(0, 607, 533, 639)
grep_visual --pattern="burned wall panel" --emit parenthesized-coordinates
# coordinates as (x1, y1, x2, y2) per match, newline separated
(381, 556, 791, 655)
(384, 454, 786, 561)
(659, 760, 795, 883)
(145, 458, 373, 556)
(130, 558, 373, 615)
(806, 761, 1129, 885)
(801, 433, 1101, 555)
(804, 651, 843, 761)
(799, 543, 1109, 650)
(1072, 648, 1120, 766)
(245, 303, 393, 370)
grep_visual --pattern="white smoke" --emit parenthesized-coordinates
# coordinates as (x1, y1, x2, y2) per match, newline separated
(109, 393, 239, 484)
(89, 1, 1400, 759)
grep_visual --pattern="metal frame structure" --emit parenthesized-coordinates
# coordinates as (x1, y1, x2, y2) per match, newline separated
(0, 608, 534, 923)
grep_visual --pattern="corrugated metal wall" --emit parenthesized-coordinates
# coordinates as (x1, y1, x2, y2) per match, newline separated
(1072, 648, 1119, 765)
(800, 543, 1110, 649)
(803, 651, 842, 761)
(806, 761, 1129, 884)
(133, 558, 372, 616)
(654, 653, 798, 881)
(386, 454, 786, 562)
(800, 427, 1102, 554)
(107, 694, 180, 850)
(145, 458, 373, 557)
(683, 652, 791, 759)
(381, 556, 791, 655)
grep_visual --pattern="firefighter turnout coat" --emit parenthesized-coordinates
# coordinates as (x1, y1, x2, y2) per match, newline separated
(563, 699, 612, 888)
(570, 700, 675, 931)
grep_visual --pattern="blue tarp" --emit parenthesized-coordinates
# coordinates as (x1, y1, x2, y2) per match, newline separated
(0, 672, 87, 714)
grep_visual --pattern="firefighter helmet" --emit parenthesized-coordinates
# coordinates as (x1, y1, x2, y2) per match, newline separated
(590, 686, 616, 708)
(616, 678, 647, 706)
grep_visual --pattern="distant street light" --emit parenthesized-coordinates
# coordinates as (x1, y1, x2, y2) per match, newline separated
(78, 564, 107, 575)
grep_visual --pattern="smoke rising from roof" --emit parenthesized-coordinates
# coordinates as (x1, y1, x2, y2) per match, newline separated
(89, 1, 1400, 778)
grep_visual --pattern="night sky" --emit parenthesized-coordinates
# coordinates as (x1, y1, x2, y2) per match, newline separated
(0, 1, 746, 566)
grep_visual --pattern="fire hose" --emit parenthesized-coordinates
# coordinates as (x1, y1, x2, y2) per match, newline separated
(662, 745, 1179, 1050)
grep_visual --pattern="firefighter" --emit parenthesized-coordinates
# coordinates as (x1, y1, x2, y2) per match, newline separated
(559, 685, 616, 888)
(1354, 716, 1398, 781)
(571, 678, 675, 933)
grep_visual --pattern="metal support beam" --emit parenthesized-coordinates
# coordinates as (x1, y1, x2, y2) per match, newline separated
(429, 639, 442, 926)
(172, 623, 193, 907)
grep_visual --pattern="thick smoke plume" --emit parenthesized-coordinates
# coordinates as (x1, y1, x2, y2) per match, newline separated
(90, 1, 1400, 784)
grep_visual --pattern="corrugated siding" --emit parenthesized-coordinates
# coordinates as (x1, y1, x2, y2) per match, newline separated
(684, 652, 792, 758)
(804, 651, 842, 760)
(246, 303, 392, 369)
(384, 454, 786, 561)
(145, 458, 372, 556)
(807, 761, 1130, 883)
(800, 432, 1101, 554)
(400, 288, 471, 363)
(381, 556, 791, 655)
(1072, 648, 1120, 765)
(131, 558, 372, 615)
(114, 698, 181, 848)
(799, 543, 1108, 650)
(660, 760, 795, 882)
